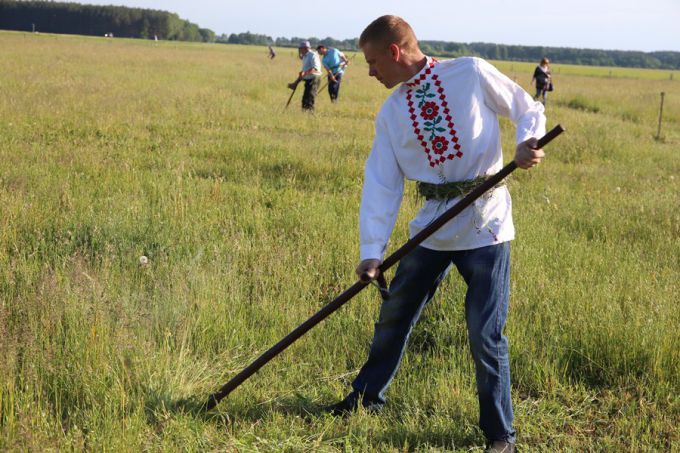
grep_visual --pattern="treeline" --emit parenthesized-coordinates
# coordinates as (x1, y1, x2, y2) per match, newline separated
(2, 0, 678, 70)
(0, 0, 215, 42)
(224, 32, 680, 70)
(420, 41, 680, 70)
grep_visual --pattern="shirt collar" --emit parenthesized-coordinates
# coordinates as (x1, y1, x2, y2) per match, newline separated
(403, 56, 435, 88)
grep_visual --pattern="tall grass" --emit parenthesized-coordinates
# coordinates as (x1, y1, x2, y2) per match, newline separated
(1, 31, 678, 451)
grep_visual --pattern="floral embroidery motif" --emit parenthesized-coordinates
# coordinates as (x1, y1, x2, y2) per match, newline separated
(431, 136, 449, 154)
(421, 102, 439, 120)
(405, 60, 463, 167)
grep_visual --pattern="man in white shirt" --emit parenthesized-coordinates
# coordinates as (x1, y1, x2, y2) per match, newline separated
(324, 15, 546, 453)
(290, 40, 322, 111)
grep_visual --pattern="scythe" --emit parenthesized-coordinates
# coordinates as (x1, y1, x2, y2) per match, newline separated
(205, 125, 565, 410)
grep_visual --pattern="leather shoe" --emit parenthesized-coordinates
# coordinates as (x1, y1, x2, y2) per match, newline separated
(322, 393, 384, 416)
(485, 440, 515, 452)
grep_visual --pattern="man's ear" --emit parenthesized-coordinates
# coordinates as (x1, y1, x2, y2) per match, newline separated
(388, 43, 401, 62)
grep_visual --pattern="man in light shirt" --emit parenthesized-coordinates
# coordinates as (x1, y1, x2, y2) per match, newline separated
(324, 15, 546, 453)
(290, 40, 321, 111)
(317, 44, 350, 102)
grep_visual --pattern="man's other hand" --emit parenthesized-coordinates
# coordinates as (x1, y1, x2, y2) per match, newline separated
(356, 259, 381, 281)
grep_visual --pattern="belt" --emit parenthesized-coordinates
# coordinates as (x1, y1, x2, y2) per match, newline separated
(416, 176, 505, 200)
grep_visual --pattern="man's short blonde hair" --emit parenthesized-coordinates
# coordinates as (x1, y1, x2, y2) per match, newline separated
(359, 15, 419, 54)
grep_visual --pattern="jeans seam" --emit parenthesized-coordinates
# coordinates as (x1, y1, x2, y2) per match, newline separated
(494, 263, 503, 438)
(497, 246, 512, 440)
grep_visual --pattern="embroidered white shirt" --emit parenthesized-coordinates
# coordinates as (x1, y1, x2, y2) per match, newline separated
(359, 56, 546, 261)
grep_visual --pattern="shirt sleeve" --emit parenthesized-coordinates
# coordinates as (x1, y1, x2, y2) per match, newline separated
(359, 111, 405, 261)
(475, 58, 546, 143)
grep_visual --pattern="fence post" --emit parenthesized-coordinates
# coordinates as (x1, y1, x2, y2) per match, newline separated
(656, 92, 665, 140)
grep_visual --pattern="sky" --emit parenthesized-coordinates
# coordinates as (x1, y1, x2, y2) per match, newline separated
(74, 0, 679, 52)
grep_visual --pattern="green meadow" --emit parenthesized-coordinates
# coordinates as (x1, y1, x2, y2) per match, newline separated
(1, 31, 678, 451)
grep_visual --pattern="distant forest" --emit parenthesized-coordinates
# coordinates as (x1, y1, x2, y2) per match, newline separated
(231, 34, 680, 70)
(0, 0, 215, 42)
(1, 1, 678, 70)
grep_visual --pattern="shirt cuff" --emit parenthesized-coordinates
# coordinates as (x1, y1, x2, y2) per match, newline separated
(360, 243, 386, 262)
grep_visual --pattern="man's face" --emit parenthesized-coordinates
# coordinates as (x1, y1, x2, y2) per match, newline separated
(298, 47, 309, 58)
(318, 47, 327, 56)
(361, 41, 401, 89)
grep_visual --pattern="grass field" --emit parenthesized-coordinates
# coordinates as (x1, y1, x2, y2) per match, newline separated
(1, 30, 678, 451)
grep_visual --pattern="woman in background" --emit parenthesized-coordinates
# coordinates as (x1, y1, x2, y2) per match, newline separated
(531, 57, 552, 105)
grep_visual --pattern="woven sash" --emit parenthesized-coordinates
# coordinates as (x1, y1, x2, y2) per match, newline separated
(417, 177, 505, 200)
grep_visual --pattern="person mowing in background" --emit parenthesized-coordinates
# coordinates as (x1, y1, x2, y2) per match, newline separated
(317, 44, 350, 102)
(323, 15, 546, 453)
(288, 41, 322, 111)
(531, 57, 552, 105)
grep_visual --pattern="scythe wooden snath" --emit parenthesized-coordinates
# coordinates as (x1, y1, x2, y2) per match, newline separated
(284, 78, 301, 109)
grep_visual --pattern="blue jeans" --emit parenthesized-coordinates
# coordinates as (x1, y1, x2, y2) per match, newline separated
(328, 72, 343, 101)
(351, 243, 515, 443)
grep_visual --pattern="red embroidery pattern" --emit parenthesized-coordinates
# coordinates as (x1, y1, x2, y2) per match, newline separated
(405, 61, 463, 167)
